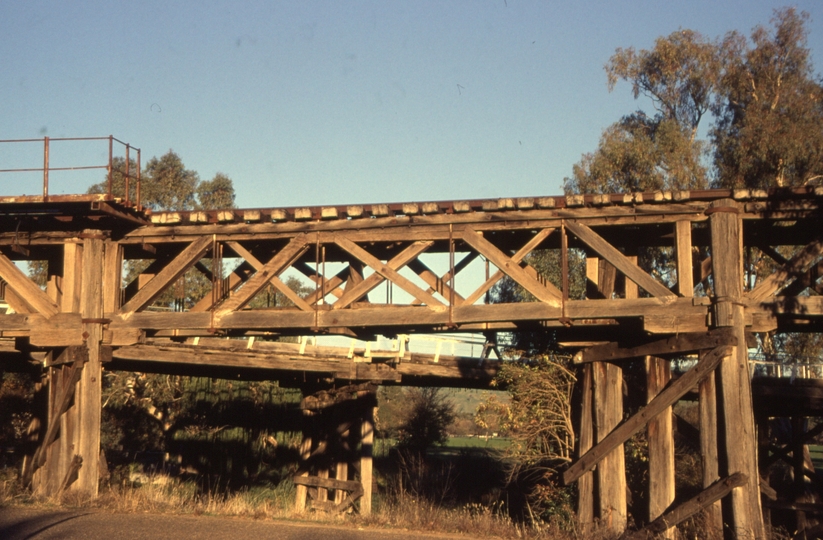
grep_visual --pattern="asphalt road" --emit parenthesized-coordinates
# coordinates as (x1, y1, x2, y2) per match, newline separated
(0, 506, 472, 540)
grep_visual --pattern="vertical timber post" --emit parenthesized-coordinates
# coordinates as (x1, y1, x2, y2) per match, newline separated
(640, 226, 684, 537)
(593, 361, 626, 534)
(646, 356, 674, 538)
(576, 363, 594, 533)
(74, 230, 105, 496)
(588, 257, 626, 534)
(33, 242, 82, 496)
(699, 356, 723, 538)
(294, 410, 313, 512)
(709, 199, 764, 538)
(792, 416, 807, 535)
(360, 401, 375, 516)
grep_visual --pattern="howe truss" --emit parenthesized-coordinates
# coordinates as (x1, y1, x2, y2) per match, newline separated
(0, 188, 822, 348)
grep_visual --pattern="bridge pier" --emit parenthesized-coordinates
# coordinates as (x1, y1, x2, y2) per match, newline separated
(710, 200, 765, 539)
(293, 383, 377, 514)
(25, 233, 108, 498)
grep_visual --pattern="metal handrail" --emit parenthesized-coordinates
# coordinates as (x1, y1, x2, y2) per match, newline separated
(0, 136, 142, 209)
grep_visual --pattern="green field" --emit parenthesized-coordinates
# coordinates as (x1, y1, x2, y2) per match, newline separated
(374, 436, 510, 457)
(445, 436, 511, 449)
(809, 444, 823, 471)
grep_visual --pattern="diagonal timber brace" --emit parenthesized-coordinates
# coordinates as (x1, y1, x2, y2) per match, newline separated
(0, 250, 59, 317)
(565, 220, 677, 301)
(23, 346, 89, 485)
(332, 241, 433, 310)
(461, 227, 562, 307)
(119, 236, 213, 317)
(748, 236, 823, 301)
(623, 473, 747, 539)
(334, 236, 446, 310)
(215, 234, 310, 315)
(463, 228, 554, 305)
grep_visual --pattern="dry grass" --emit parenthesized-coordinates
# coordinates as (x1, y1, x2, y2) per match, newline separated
(0, 467, 601, 539)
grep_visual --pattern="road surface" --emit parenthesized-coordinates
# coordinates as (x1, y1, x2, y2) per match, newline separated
(0, 506, 473, 540)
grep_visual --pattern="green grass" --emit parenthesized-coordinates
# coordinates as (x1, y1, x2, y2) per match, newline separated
(445, 436, 511, 450)
(809, 444, 823, 470)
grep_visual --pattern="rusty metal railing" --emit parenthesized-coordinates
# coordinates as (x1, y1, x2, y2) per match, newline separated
(0, 136, 142, 209)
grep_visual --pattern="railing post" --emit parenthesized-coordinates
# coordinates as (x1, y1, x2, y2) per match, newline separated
(136, 148, 142, 211)
(107, 136, 113, 197)
(43, 137, 49, 200)
(124, 145, 131, 205)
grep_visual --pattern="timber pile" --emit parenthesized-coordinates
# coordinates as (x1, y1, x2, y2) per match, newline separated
(293, 383, 377, 514)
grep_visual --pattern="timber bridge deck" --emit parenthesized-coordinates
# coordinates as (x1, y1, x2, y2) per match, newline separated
(1, 137, 823, 536)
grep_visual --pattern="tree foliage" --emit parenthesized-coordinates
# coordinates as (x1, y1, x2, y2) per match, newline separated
(477, 357, 577, 524)
(567, 7, 823, 194)
(396, 387, 456, 455)
(196, 172, 236, 210)
(712, 9, 823, 188)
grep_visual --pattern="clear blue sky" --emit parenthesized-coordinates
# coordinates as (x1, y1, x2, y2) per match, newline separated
(2, 1, 821, 209)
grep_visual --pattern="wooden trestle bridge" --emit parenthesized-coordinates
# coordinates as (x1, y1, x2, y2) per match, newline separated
(1, 140, 823, 537)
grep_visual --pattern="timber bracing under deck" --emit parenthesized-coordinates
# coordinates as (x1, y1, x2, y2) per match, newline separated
(1, 165, 823, 534)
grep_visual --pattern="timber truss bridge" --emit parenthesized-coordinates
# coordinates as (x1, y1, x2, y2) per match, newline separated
(1, 138, 823, 536)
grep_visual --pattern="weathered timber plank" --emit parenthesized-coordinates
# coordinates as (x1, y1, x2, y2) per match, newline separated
(268, 275, 313, 311)
(360, 406, 375, 515)
(334, 236, 446, 310)
(29, 356, 84, 472)
(112, 344, 400, 381)
(104, 296, 711, 332)
(646, 356, 674, 538)
(565, 220, 677, 300)
(2, 287, 34, 314)
(710, 198, 764, 539)
(75, 232, 104, 496)
(675, 220, 694, 296)
(103, 241, 123, 313)
(749, 295, 823, 316)
(119, 237, 212, 317)
(748, 237, 823, 301)
(577, 364, 594, 532)
(292, 475, 363, 492)
(215, 235, 310, 315)
(461, 228, 561, 307)
(395, 362, 497, 380)
(699, 365, 722, 537)
(594, 361, 626, 534)
(120, 203, 715, 240)
(225, 240, 264, 269)
(563, 345, 731, 485)
(0, 313, 41, 331)
(624, 473, 747, 539)
(29, 313, 85, 347)
(332, 241, 433, 309)
(190, 262, 254, 312)
(407, 258, 465, 305)
(575, 328, 735, 363)
(0, 250, 59, 317)
(109, 311, 213, 330)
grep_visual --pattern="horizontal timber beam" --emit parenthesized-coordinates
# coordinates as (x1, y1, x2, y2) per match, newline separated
(574, 328, 736, 363)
